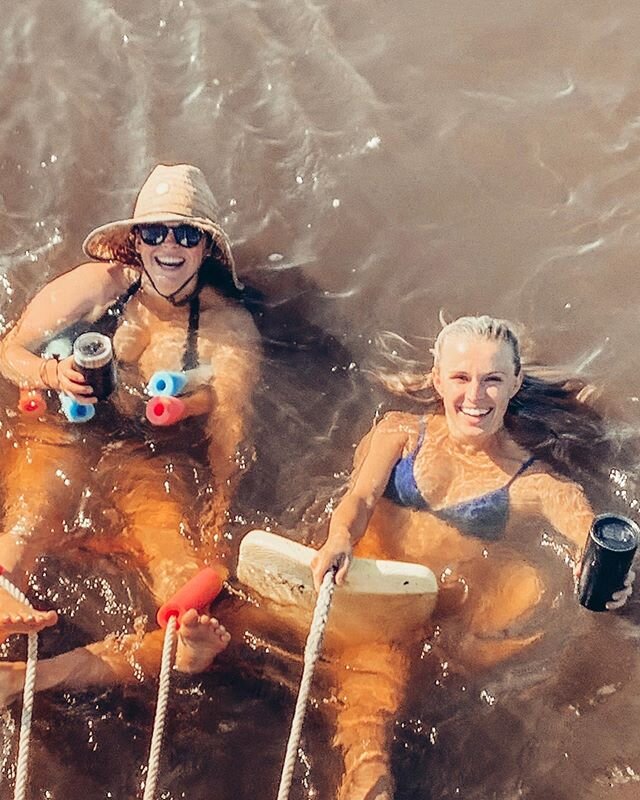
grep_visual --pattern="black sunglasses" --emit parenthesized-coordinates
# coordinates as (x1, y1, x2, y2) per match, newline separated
(137, 223, 205, 248)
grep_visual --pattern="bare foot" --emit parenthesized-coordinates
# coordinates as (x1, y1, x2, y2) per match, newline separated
(0, 587, 57, 642)
(174, 608, 230, 674)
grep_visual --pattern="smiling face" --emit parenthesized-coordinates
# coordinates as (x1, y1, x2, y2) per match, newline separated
(134, 225, 209, 300)
(432, 334, 523, 444)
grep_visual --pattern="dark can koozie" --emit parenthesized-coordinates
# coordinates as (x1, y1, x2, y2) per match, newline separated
(73, 332, 116, 401)
(577, 513, 638, 612)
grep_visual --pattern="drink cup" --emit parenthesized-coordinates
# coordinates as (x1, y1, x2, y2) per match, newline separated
(577, 513, 638, 612)
(73, 332, 116, 401)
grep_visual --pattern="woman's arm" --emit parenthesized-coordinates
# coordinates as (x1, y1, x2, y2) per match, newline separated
(310, 412, 413, 590)
(194, 304, 261, 554)
(0, 262, 125, 398)
(516, 471, 634, 609)
(517, 471, 595, 556)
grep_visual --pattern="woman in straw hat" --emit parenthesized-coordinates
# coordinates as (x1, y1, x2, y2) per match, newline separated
(0, 164, 260, 685)
(308, 315, 635, 800)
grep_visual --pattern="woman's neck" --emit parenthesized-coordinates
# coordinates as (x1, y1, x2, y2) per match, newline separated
(139, 271, 199, 315)
(432, 414, 510, 459)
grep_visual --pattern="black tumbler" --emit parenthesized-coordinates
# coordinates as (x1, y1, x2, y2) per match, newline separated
(73, 332, 116, 401)
(577, 513, 638, 612)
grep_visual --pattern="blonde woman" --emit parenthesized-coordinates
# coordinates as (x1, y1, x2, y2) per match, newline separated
(311, 315, 635, 800)
(0, 164, 259, 685)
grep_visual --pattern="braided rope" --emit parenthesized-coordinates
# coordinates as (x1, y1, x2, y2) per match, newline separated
(142, 615, 177, 800)
(0, 574, 38, 800)
(277, 569, 336, 800)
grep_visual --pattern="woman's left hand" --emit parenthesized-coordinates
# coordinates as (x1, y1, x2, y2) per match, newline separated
(606, 569, 635, 611)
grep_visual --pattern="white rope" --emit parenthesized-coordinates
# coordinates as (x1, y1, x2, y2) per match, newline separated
(142, 614, 177, 800)
(0, 573, 38, 800)
(277, 569, 336, 800)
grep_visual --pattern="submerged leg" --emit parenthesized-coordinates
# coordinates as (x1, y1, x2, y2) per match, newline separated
(0, 427, 89, 639)
(331, 643, 409, 800)
(0, 626, 165, 705)
(453, 559, 544, 669)
(106, 453, 230, 673)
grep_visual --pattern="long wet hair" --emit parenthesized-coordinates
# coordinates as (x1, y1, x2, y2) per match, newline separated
(376, 315, 633, 499)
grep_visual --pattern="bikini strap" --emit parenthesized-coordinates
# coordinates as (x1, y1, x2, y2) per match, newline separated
(182, 294, 200, 371)
(94, 277, 142, 337)
(410, 416, 427, 457)
(506, 455, 536, 486)
(112, 277, 142, 315)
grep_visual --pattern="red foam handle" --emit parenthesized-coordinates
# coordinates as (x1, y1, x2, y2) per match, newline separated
(156, 566, 226, 629)
(18, 388, 46, 415)
(145, 395, 186, 426)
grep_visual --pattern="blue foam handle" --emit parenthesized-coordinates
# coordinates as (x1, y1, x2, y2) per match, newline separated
(146, 370, 188, 397)
(59, 394, 96, 423)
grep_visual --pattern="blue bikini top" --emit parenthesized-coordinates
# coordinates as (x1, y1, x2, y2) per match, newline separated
(382, 419, 536, 540)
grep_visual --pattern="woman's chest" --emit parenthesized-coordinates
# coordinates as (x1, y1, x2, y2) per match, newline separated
(412, 448, 516, 510)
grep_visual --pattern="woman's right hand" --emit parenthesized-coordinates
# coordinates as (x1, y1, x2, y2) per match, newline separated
(310, 532, 353, 592)
(56, 356, 97, 403)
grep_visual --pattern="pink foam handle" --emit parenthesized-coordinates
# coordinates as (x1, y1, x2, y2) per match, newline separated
(156, 567, 225, 629)
(145, 395, 186, 426)
(18, 388, 46, 415)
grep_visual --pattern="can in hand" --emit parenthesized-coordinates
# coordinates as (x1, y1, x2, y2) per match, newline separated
(577, 513, 638, 612)
(73, 332, 117, 401)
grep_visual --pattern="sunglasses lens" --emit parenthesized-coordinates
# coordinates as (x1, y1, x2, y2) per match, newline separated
(139, 224, 168, 245)
(137, 224, 204, 247)
(173, 225, 204, 248)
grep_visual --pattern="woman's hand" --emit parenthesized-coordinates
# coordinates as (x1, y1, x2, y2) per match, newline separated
(56, 356, 97, 403)
(310, 531, 353, 592)
(606, 569, 635, 611)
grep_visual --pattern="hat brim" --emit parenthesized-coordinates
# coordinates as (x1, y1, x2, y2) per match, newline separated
(82, 213, 235, 272)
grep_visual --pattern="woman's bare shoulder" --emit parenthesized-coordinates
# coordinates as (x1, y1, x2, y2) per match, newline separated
(515, 461, 584, 494)
(199, 292, 259, 340)
(375, 410, 428, 438)
(45, 261, 131, 299)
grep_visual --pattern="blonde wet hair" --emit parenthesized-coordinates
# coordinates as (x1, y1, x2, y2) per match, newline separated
(432, 314, 522, 376)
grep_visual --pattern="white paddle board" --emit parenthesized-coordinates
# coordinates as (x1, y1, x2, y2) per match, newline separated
(237, 530, 438, 646)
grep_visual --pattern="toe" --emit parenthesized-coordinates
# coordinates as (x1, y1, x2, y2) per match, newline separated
(180, 608, 199, 627)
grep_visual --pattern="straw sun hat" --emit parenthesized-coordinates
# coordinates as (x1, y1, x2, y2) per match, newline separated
(83, 163, 241, 287)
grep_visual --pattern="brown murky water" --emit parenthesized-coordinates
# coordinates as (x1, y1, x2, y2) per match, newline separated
(1, 1, 640, 798)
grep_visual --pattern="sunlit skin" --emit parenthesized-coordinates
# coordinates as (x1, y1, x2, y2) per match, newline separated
(309, 331, 634, 800)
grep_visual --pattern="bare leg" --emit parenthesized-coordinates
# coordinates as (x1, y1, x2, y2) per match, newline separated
(0, 627, 165, 705)
(0, 426, 89, 640)
(109, 453, 229, 674)
(331, 643, 409, 800)
(451, 559, 544, 669)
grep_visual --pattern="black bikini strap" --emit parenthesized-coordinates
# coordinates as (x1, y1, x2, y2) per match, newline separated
(507, 455, 536, 486)
(182, 294, 200, 371)
(110, 277, 142, 317)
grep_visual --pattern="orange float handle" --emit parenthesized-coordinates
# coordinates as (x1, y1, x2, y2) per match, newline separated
(156, 566, 225, 629)
(18, 388, 47, 416)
